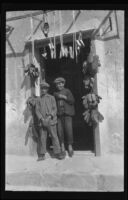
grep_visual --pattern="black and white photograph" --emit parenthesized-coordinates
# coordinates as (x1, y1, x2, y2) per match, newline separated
(3, 7, 124, 192)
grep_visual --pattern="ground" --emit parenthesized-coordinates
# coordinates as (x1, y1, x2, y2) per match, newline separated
(5, 152, 124, 191)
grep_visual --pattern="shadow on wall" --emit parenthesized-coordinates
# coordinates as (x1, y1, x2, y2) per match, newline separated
(23, 106, 31, 123)
(6, 98, 37, 156)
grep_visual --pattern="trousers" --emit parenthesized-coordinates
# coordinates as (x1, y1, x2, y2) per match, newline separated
(37, 124, 61, 156)
(57, 115, 73, 145)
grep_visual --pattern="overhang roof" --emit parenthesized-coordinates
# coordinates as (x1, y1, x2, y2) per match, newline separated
(25, 10, 100, 48)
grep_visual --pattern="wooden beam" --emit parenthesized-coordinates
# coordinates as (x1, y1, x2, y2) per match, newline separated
(25, 29, 95, 49)
(6, 10, 52, 22)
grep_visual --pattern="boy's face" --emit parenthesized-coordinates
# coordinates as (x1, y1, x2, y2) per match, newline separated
(56, 82, 65, 91)
(41, 87, 48, 95)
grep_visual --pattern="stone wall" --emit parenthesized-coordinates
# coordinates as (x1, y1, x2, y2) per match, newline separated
(96, 11, 124, 154)
(6, 10, 124, 156)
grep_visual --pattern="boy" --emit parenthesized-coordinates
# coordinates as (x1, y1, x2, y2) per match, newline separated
(54, 77, 75, 157)
(35, 82, 64, 161)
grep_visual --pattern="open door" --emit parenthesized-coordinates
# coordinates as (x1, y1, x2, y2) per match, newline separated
(39, 38, 95, 153)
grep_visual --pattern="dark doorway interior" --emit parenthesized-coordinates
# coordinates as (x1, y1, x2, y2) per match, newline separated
(39, 38, 94, 152)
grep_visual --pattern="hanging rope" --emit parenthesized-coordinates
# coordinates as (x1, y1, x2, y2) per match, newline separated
(59, 10, 63, 58)
(48, 11, 56, 59)
(30, 15, 40, 96)
(30, 15, 34, 63)
(72, 10, 75, 59)
(73, 10, 77, 63)
(53, 11, 56, 59)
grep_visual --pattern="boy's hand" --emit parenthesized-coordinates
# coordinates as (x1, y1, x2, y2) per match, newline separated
(58, 94, 67, 100)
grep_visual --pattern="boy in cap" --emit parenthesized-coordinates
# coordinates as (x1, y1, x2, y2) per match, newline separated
(35, 81, 64, 161)
(54, 77, 75, 157)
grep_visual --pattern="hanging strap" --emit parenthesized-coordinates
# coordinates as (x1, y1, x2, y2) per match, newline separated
(30, 15, 34, 63)
(72, 10, 75, 59)
(53, 11, 56, 59)
(73, 10, 77, 63)
(59, 10, 64, 58)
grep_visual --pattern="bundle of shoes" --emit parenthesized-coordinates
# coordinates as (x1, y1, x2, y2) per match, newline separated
(83, 76, 95, 91)
(82, 50, 104, 126)
(25, 96, 39, 145)
(82, 93, 104, 126)
(24, 63, 39, 81)
(82, 54, 101, 77)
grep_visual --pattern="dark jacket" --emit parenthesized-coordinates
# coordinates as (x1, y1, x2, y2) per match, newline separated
(54, 88, 75, 116)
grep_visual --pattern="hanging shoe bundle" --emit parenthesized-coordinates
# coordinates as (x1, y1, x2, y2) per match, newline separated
(24, 63, 39, 82)
(41, 47, 47, 59)
(60, 45, 69, 58)
(53, 11, 56, 59)
(83, 110, 91, 124)
(69, 46, 74, 59)
(91, 109, 104, 124)
(83, 76, 95, 90)
(41, 12, 49, 38)
(49, 11, 56, 59)
(76, 31, 85, 54)
(82, 54, 101, 78)
(82, 61, 89, 74)
(49, 39, 54, 59)
(88, 55, 101, 76)
(60, 46, 64, 58)
(82, 93, 104, 126)
(83, 109, 104, 126)
(59, 10, 64, 59)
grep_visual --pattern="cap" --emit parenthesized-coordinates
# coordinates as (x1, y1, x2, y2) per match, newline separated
(40, 82, 50, 88)
(54, 77, 66, 84)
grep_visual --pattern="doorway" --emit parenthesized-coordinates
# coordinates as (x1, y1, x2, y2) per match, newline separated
(39, 38, 95, 152)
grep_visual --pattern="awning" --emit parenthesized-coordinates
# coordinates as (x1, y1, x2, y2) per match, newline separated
(25, 10, 100, 48)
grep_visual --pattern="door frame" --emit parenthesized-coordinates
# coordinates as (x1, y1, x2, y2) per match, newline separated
(27, 31, 101, 156)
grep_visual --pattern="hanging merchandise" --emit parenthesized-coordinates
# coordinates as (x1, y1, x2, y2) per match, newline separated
(73, 10, 77, 63)
(64, 46, 69, 57)
(88, 55, 101, 77)
(48, 38, 54, 59)
(60, 46, 65, 58)
(82, 93, 104, 126)
(41, 47, 47, 59)
(82, 61, 90, 75)
(53, 11, 56, 59)
(82, 55, 101, 78)
(24, 63, 39, 83)
(59, 10, 64, 59)
(41, 12, 49, 38)
(83, 76, 95, 91)
(60, 45, 69, 58)
(48, 11, 57, 59)
(72, 10, 75, 59)
(69, 46, 74, 59)
(78, 31, 85, 47)
(76, 31, 85, 54)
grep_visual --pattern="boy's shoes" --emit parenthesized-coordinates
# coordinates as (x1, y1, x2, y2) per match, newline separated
(61, 151, 66, 157)
(68, 149, 74, 157)
(37, 155, 45, 161)
(54, 152, 65, 160)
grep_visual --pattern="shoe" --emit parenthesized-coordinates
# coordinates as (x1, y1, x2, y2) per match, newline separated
(54, 152, 65, 160)
(37, 155, 45, 161)
(68, 150, 74, 157)
(61, 151, 66, 157)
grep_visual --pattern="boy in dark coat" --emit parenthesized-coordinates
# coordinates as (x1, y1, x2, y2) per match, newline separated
(54, 77, 75, 157)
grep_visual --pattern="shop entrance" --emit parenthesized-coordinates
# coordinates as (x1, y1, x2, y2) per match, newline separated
(39, 38, 94, 152)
